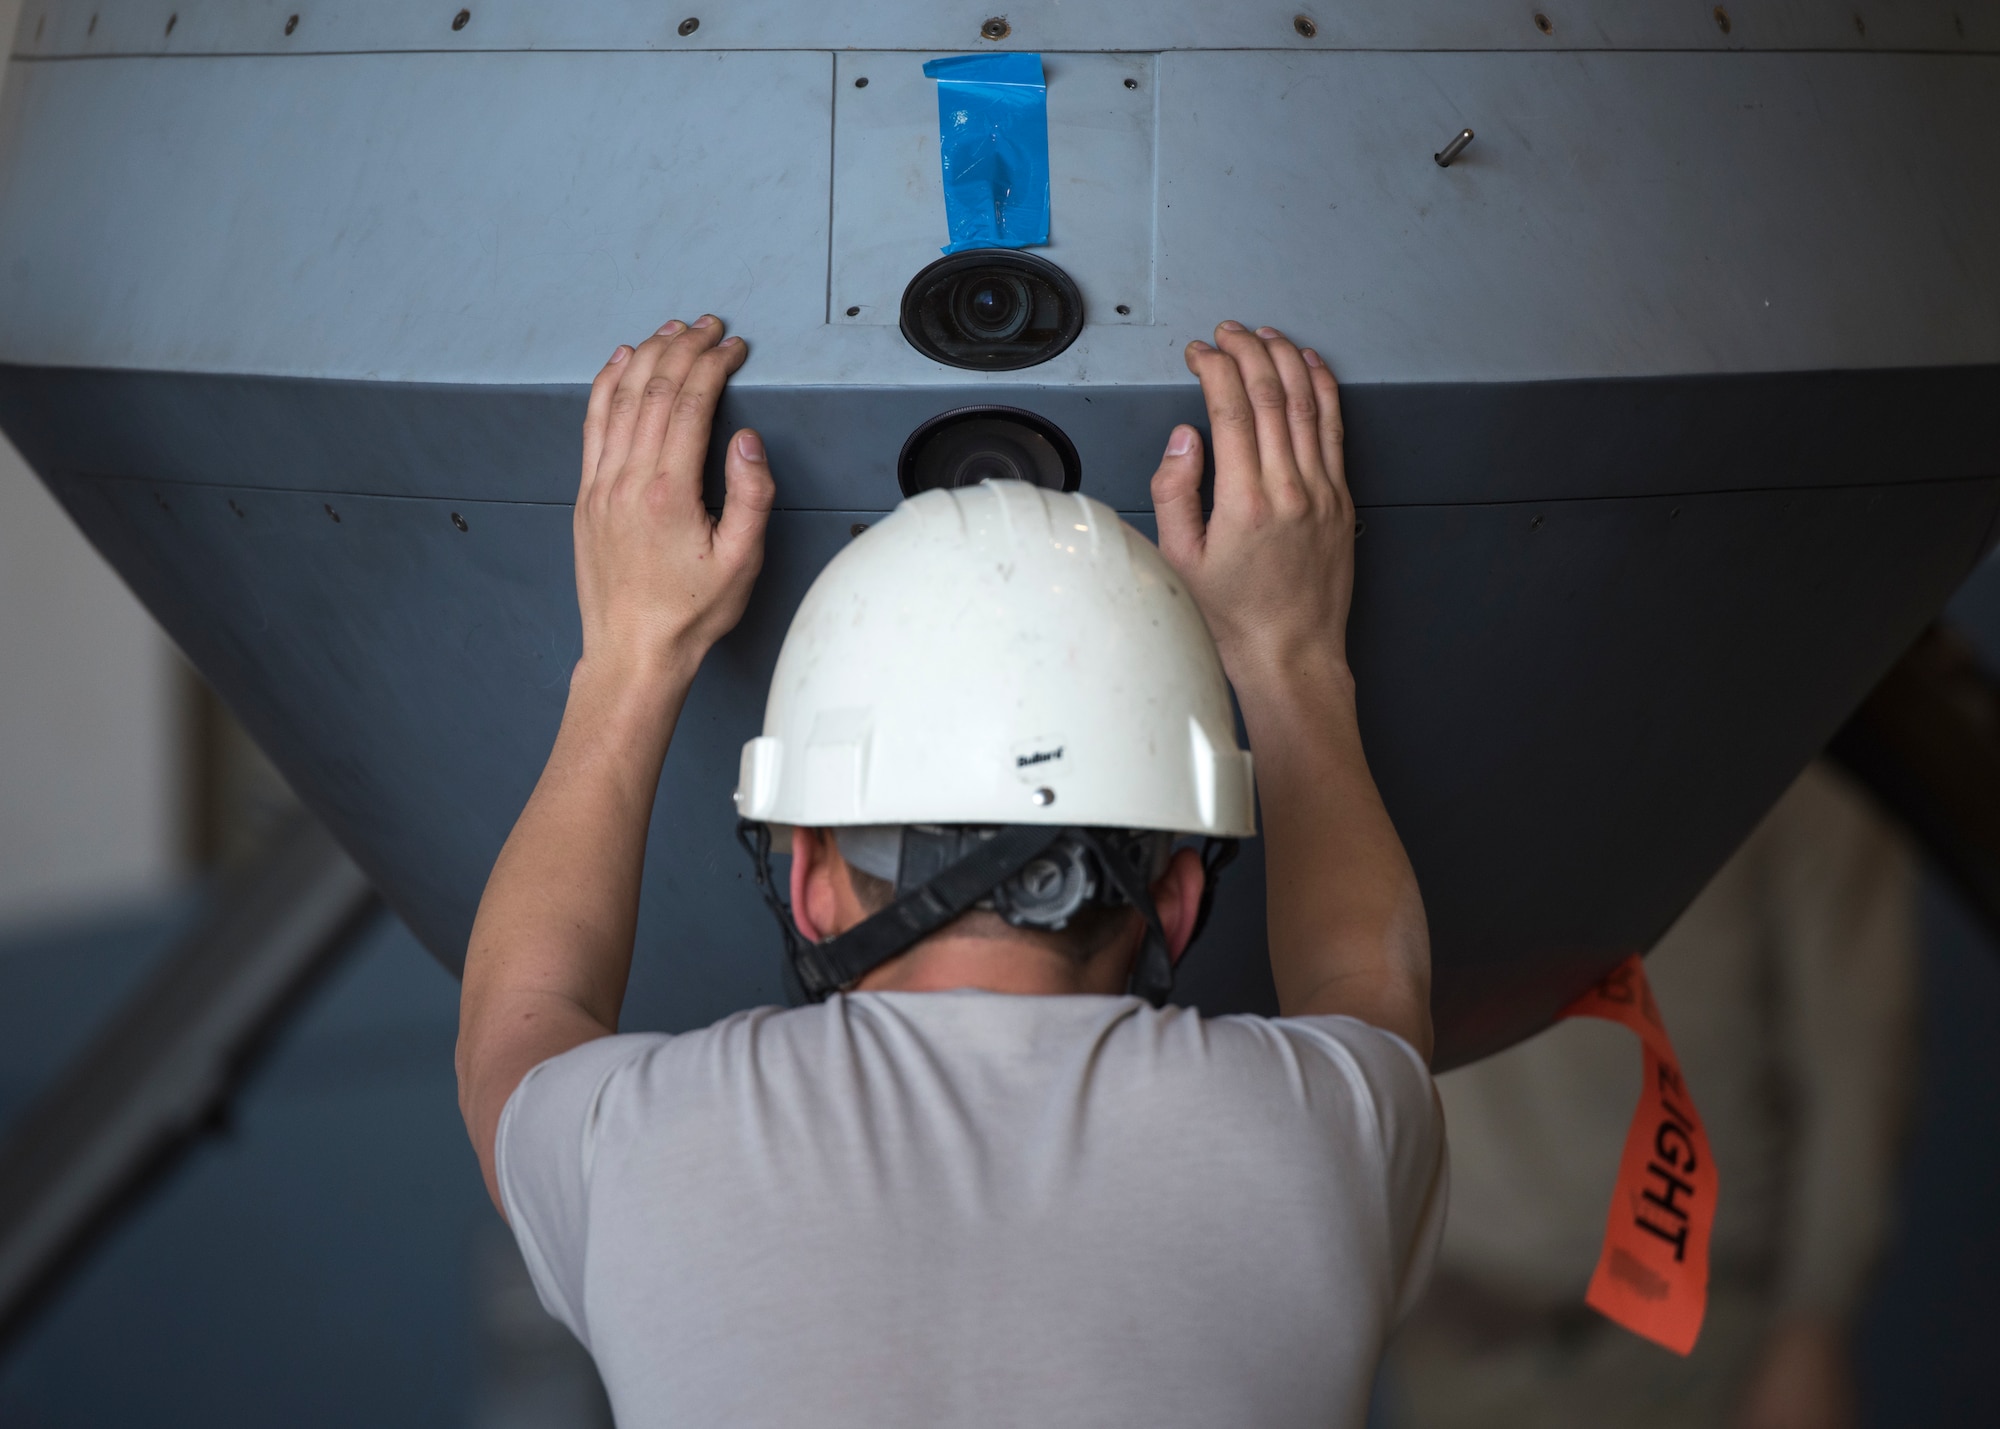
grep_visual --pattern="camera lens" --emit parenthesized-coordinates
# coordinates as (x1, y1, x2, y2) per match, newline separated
(900, 250, 1084, 371)
(956, 276, 1030, 342)
(897, 407, 1082, 497)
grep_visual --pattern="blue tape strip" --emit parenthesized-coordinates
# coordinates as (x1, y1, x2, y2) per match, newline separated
(922, 53, 1051, 255)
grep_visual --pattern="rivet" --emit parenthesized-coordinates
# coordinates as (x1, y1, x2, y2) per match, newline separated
(285, 14, 298, 35)
(1712, 6, 1731, 34)
(679, 16, 699, 36)
(1115, 304, 1131, 315)
(1031, 787, 1055, 806)
(165, 11, 177, 35)
(1434, 128, 1474, 167)
(980, 16, 1010, 41)
(451, 9, 470, 32)
(854, 76, 869, 88)
(1293, 14, 1317, 38)
(451, 511, 468, 532)
(1534, 12, 1554, 35)
(325, 503, 341, 523)
(846, 305, 861, 316)
(850, 522, 870, 538)
(1123, 77, 1138, 89)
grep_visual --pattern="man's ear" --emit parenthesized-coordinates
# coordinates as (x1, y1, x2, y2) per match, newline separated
(790, 827, 833, 943)
(1152, 847, 1208, 966)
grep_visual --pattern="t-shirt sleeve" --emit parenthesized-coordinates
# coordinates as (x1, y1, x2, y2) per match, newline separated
(1273, 1016, 1450, 1324)
(495, 1033, 670, 1346)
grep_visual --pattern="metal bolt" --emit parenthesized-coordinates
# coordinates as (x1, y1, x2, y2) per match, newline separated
(854, 76, 869, 88)
(1534, 12, 1553, 34)
(678, 16, 699, 36)
(850, 522, 870, 538)
(451, 9, 469, 31)
(981, 17, 1011, 41)
(1712, 7, 1731, 35)
(1115, 304, 1131, 315)
(285, 14, 298, 35)
(451, 512, 468, 532)
(1031, 787, 1056, 807)
(1294, 15, 1317, 38)
(1434, 128, 1474, 167)
(1124, 77, 1138, 89)
(845, 305, 861, 316)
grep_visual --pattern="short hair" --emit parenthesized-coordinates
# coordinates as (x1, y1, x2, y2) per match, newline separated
(843, 858, 1141, 967)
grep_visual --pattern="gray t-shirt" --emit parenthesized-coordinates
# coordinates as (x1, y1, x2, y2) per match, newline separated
(498, 990, 1446, 1429)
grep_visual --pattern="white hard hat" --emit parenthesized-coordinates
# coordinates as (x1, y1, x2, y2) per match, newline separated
(734, 480, 1256, 838)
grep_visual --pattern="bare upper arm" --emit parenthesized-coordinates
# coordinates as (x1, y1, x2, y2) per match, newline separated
(456, 987, 616, 1216)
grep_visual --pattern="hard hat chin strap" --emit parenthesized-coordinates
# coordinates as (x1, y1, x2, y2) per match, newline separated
(735, 821, 1230, 1008)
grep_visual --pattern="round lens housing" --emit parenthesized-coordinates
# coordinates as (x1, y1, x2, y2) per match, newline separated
(897, 407, 1082, 498)
(900, 250, 1084, 371)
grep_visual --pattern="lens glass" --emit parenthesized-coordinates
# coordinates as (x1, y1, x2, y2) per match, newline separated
(954, 274, 1030, 342)
(898, 409, 1082, 497)
(900, 250, 1084, 372)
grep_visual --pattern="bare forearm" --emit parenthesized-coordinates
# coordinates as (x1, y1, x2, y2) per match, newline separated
(457, 654, 696, 1194)
(1232, 649, 1431, 1056)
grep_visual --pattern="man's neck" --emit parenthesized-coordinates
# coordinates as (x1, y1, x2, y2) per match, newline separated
(852, 931, 1129, 997)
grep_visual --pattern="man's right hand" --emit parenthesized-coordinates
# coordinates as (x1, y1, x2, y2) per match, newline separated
(1150, 321, 1355, 685)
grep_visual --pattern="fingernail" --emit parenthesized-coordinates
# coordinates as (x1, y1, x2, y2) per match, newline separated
(1303, 348, 1323, 368)
(720, 335, 743, 348)
(1219, 320, 1247, 332)
(1256, 326, 1279, 339)
(736, 430, 765, 461)
(1166, 426, 1195, 457)
(609, 345, 631, 364)
(693, 314, 718, 328)
(657, 320, 685, 336)
(1187, 339, 1213, 353)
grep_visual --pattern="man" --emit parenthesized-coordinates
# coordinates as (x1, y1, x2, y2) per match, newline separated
(1387, 762, 1916, 1429)
(456, 314, 1446, 1427)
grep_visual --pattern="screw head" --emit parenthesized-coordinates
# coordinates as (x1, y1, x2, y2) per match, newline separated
(1529, 514, 1543, 530)
(854, 76, 869, 88)
(451, 512, 469, 532)
(1294, 14, 1317, 38)
(451, 9, 470, 32)
(1115, 304, 1131, 315)
(324, 502, 341, 523)
(981, 16, 1010, 41)
(284, 14, 298, 35)
(679, 16, 699, 36)
(845, 305, 861, 317)
(165, 12, 177, 35)
(1534, 11, 1554, 34)
(1031, 787, 1056, 807)
(1712, 6, 1731, 34)
(1123, 77, 1138, 89)
(850, 522, 870, 538)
